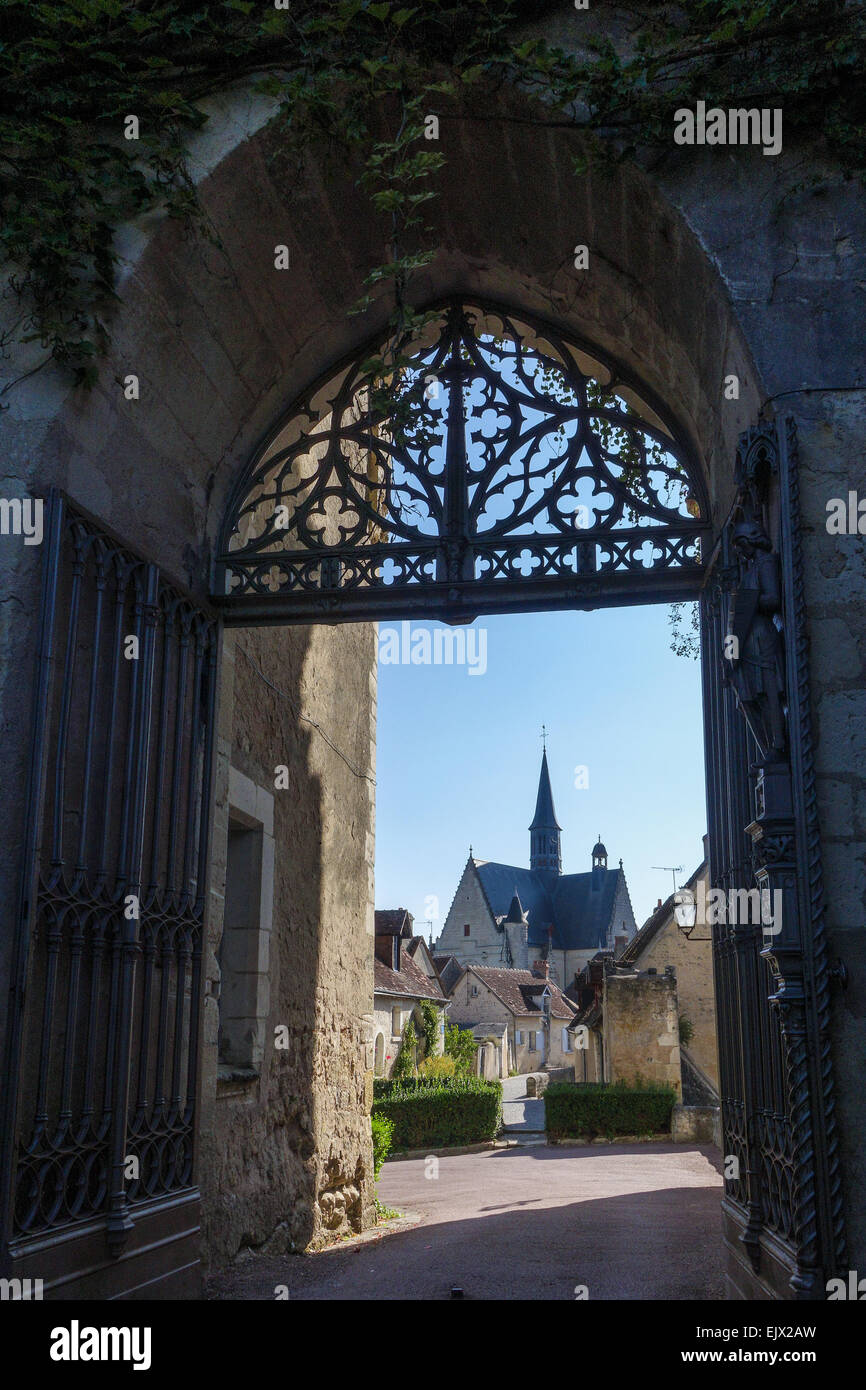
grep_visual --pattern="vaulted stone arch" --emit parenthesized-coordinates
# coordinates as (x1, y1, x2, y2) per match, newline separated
(2, 2, 864, 1300)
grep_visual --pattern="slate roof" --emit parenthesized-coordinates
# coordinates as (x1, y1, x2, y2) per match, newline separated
(374, 949, 447, 1003)
(460, 966, 577, 1021)
(474, 858, 626, 952)
(458, 1021, 510, 1039)
(505, 892, 526, 924)
(433, 955, 464, 994)
(529, 748, 562, 831)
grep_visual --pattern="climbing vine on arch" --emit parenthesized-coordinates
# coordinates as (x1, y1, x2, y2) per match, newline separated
(1, 0, 864, 391)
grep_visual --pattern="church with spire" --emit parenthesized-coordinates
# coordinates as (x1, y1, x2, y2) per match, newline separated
(433, 746, 638, 987)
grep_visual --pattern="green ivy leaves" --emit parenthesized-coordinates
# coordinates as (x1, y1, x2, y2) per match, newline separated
(0, 0, 863, 390)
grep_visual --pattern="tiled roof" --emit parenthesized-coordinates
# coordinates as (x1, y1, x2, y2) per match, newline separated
(458, 966, 577, 1021)
(570, 998, 602, 1030)
(374, 950, 446, 1003)
(474, 859, 626, 952)
(374, 908, 413, 936)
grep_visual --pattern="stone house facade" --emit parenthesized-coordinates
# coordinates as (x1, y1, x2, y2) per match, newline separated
(447, 962, 578, 1076)
(618, 859, 718, 1089)
(372, 910, 447, 1078)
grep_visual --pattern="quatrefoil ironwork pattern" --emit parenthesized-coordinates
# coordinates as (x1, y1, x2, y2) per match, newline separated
(216, 301, 709, 621)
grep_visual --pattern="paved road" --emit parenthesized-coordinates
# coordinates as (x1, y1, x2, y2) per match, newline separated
(500, 1074, 545, 1132)
(208, 1143, 725, 1301)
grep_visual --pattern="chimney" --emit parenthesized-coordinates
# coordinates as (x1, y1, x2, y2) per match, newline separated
(657, 897, 662, 909)
(532, 959, 549, 980)
(614, 934, 627, 954)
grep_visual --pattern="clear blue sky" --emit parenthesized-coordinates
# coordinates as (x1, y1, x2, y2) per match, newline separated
(374, 603, 707, 941)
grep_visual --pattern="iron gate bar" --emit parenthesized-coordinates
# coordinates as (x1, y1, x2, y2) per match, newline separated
(0, 489, 65, 1267)
(701, 419, 847, 1297)
(1, 489, 221, 1293)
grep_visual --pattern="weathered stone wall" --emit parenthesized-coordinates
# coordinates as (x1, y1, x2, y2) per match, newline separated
(604, 971, 682, 1095)
(199, 622, 377, 1267)
(630, 869, 718, 1088)
(672, 1105, 721, 1147)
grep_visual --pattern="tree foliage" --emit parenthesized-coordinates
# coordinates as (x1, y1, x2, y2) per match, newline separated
(1, 0, 864, 388)
(444, 1021, 477, 1075)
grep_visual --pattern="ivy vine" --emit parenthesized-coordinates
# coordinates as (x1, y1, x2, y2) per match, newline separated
(1, 0, 864, 392)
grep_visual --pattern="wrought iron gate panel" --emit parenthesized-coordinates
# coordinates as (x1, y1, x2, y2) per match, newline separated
(4, 492, 219, 1270)
(215, 300, 710, 624)
(701, 419, 846, 1297)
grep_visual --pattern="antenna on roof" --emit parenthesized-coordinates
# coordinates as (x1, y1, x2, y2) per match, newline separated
(652, 865, 683, 896)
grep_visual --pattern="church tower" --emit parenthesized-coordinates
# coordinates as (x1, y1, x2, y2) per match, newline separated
(529, 748, 562, 875)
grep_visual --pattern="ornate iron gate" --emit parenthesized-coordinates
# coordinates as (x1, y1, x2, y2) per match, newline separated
(215, 300, 710, 625)
(700, 420, 847, 1299)
(1, 491, 219, 1298)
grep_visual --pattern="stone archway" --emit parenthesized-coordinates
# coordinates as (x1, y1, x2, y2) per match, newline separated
(1, 25, 863, 1299)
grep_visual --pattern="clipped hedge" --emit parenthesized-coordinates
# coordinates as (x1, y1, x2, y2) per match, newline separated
(372, 1077, 502, 1150)
(373, 1075, 449, 1100)
(544, 1081, 676, 1140)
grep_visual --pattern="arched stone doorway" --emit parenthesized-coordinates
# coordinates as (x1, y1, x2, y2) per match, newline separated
(0, 55, 862, 1303)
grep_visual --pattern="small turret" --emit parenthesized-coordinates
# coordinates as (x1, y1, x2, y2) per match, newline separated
(504, 889, 529, 971)
(591, 834, 607, 890)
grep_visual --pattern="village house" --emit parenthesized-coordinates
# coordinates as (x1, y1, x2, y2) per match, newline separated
(617, 858, 718, 1091)
(446, 957, 578, 1077)
(566, 856, 718, 1102)
(373, 909, 448, 1077)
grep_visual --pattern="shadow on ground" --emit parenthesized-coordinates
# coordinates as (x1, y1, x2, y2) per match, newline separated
(206, 1143, 724, 1301)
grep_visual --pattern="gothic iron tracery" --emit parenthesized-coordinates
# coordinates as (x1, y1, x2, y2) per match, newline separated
(216, 301, 709, 622)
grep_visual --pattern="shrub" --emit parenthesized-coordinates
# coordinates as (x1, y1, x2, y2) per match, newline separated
(443, 1021, 477, 1075)
(391, 1019, 418, 1081)
(544, 1080, 677, 1140)
(371, 1113, 394, 1179)
(372, 1076, 502, 1149)
(418, 1001, 441, 1060)
(373, 1075, 444, 1099)
(417, 1054, 456, 1079)
(678, 1014, 695, 1048)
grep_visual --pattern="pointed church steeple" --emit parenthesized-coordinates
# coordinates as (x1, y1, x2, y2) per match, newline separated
(529, 748, 562, 875)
